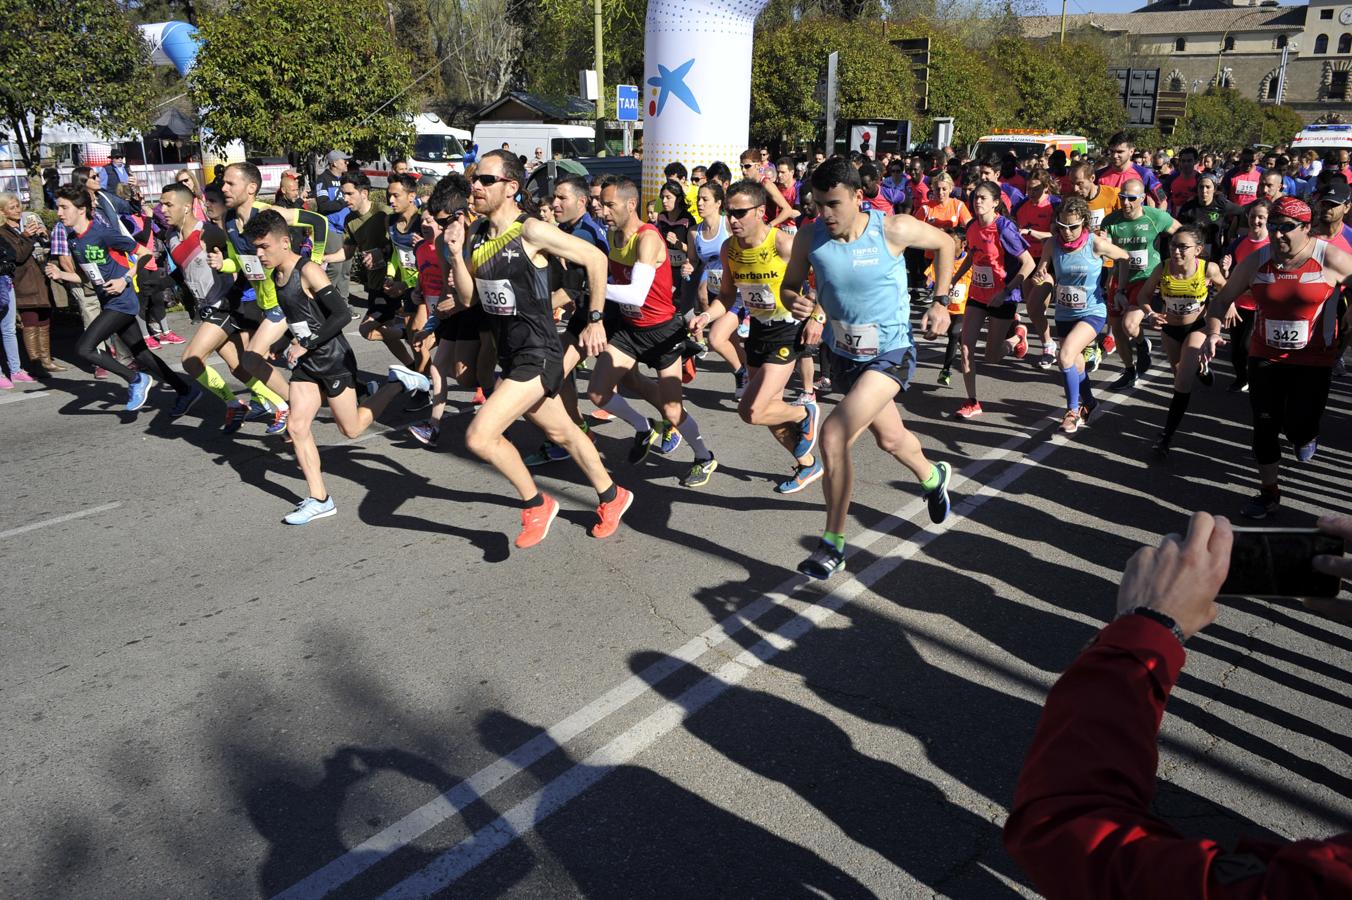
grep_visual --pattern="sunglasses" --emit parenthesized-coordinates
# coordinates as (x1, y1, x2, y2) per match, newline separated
(725, 206, 760, 219)
(1170, 244, 1198, 253)
(1054, 219, 1083, 230)
(472, 174, 507, 187)
(1120, 193, 1143, 202)
(1267, 221, 1304, 234)
(177, 178, 193, 185)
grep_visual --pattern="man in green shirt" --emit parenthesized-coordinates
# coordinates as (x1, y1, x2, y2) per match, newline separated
(1102, 178, 1179, 390)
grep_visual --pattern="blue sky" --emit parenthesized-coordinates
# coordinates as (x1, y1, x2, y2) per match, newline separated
(1035, 0, 1153, 13)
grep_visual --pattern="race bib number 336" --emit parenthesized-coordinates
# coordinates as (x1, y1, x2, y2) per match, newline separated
(476, 278, 517, 316)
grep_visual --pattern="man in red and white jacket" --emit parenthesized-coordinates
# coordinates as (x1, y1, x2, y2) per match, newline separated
(1005, 511, 1352, 900)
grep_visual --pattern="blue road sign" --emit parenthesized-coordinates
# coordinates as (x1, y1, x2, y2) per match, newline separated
(617, 85, 640, 122)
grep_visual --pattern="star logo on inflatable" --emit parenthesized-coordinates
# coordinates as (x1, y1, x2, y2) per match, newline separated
(647, 59, 701, 117)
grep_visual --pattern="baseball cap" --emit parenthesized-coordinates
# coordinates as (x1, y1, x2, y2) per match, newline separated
(1317, 181, 1351, 205)
(326, 150, 351, 163)
(1273, 196, 1312, 223)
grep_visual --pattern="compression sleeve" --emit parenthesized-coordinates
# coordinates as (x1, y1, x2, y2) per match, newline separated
(604, 263, 657, 308)
(293, 208, 330, 263)
(310, 284, 351, 345)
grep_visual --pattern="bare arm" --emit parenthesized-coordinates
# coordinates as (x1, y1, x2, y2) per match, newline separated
(763, 180, 799, 229)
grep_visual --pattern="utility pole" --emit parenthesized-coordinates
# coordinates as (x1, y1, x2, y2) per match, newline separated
(1060, 0, 1068, 45)
(824, 51, 838, 157)
(594, 0, 606, 154)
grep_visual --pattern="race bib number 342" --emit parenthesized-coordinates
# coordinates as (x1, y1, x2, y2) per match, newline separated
(1265, 318, 1309, 350)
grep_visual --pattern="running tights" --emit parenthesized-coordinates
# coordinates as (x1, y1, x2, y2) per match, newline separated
(943, 315, 963, 371)
(77, 308, 190, 393)
(1247, 358, 1332, 465)
(1228, 307, 1255, 387)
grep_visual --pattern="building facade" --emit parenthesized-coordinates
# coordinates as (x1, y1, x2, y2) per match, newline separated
(1021, 0, 1351, 126)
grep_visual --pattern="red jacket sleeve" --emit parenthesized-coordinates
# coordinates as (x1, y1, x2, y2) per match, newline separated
(1004, 615, 1352, 900)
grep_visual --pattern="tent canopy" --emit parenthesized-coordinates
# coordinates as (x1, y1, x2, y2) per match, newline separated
(148, 108, 195, 141)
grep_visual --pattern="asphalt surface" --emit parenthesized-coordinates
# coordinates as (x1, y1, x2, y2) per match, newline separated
(4, 297, 1352, 899)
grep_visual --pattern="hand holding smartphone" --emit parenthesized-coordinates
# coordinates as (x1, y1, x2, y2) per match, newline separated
(1219, 526, 1347, 599)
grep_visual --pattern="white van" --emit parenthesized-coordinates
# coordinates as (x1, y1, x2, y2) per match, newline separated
(471, 122, 597, 161)
(363, 113, 471, 188)
(1291, 123, 1352, 159)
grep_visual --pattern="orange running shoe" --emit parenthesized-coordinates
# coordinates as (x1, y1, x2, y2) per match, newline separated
(592, 486, 634, 539)
(589, 408, 614, 422)
(681, 356, 697, 384)
(473, 386, 487, 406)
(515, 494, 560, 548)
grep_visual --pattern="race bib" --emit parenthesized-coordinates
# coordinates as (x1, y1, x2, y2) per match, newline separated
(79, 261, 105, 285)
(669, 249, 688, 267)
(1088, 209, 1106, 231)
(737, 282, 777, 312)
(397, 247, 415, 270)
(1055, 284, 1088, 310)
(1234, 179, 1258, 197)
(1265, 318, 1309, 350)
(1164, 296, 1201, 316)
(476, 277, 517, 316)
(239, 253, 266, 282)
(706, 269, 723, 296)
(1127, 249, 1149, 272)
(288, 319, 314, 340)
(948, 282, 968, 304)
(830, 320, 879, 359)
(972, 265, 995, 289)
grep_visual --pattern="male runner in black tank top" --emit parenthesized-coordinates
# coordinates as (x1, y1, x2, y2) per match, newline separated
(246, 210, 431, 526)
(442, 149, 633, 549)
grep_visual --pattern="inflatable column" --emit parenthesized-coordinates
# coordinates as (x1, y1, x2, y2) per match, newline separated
(139, 22, 200, 76)
(642, 0, 769, 201)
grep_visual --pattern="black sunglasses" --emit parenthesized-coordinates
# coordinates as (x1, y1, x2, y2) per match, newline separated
(473, 174, 508, 187)
(725, 206, 760, 219)
(1120, 193, 1143, 202)
(1267, 221, 1304, 235)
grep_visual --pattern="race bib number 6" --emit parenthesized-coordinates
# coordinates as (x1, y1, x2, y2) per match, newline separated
(1265, 318, 1309, 350)
(476, 277, 517, 316)
(239, 253, 267, 282)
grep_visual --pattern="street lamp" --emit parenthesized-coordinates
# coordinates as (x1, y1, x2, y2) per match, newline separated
(1216, 8, 1273, 85)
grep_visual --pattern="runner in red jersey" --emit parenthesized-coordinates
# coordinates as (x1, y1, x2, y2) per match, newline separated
(1015, 171, 1060, 367)
(1202, 196, 1350, 519)
(1219, 199, 1270, 392)
(1095, 132, 1164, 206)
(1221, 149, 1263, 209)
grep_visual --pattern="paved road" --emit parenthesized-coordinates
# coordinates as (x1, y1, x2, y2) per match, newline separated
(4, 304, 1352, 899)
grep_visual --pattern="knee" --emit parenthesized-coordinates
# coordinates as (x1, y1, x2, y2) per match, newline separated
(820, 419, 847, 456)
(588, 387, 612, 409)
(874, 432, 905, 455)
(464, 424, 493, 459)
(1056, 347, 1079, 370)
(286, 416, 312, 442)
(737, 398, 759, 425)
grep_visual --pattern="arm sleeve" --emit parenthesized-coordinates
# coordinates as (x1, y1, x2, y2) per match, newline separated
(604, 262, 657, 307)
(310, 284, 352, 344)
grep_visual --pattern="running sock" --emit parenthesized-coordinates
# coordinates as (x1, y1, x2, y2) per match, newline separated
(1163, 391, 1191, 440)
(195, 367, 237, 405)
(920, 464, 942, 491)
(822, 530, 845, 552)
(676, 413, 710, 458)
(247, 377, 289, 411)
(522, 493, 544, 509)
(598, 483, 618, 504)
(1061, 366, 1081, 412)
(603, 394, 649, 432)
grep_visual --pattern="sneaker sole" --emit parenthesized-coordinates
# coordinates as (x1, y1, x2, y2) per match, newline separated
(285, 507, 337, 525)
(515, 502, 560, 549)
(592, 491, 634, 539)
(776, 466, 824, 495)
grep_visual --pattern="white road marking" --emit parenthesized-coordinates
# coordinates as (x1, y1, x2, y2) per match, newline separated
(0, 390, 49, 406)
(0, 502, 122, 539)
(276, 378, 1152, 899)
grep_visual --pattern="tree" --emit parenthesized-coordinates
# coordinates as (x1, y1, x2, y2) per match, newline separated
(515, 0, 645, 117)
(1259, 103, 1306, 148)
(190, 0, 417, 158)
(886, 21, 1014, 147)
(0, 0, 151, 202)
(431, 0, 527, 112)
(1055, 39, 1127, 145)
(1173, 88, 1263, 151)
(751, 19, 916, 150)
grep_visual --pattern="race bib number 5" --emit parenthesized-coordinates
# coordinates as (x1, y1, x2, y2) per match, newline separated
(830, 320, 879, 359)
(79, 261, 106, 286)
(1265, 319, 1309, 350)
(476, 277, 517, 316)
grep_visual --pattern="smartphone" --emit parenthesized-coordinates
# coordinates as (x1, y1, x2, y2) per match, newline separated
(1219, 527, 1345, 599)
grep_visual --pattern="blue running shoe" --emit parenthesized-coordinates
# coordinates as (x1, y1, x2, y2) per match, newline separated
(243, 398, 271, 421)
(388, 364, 431, 393)
(125, 373, 154, 411)
(169, 383, 205, 419)
(524, 441, 571, 466)
(775, 457, 824, 494)
(793, 401, 820, 460)
(655, 422, 682, 455)
(265, 406, 290, 435)
(1296, 439, 1318, 463)
(283, 496, 336, 525)
(797, 540, 845, 580)
(924, 460, 952, 524)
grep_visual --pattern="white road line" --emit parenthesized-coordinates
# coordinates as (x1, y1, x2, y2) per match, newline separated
(275, 378, 1151, 900)
(0, 502, 122, 539)
(0, 390, 49, 406)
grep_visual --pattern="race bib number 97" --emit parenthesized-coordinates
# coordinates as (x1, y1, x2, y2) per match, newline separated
(830, 320, 879, 359)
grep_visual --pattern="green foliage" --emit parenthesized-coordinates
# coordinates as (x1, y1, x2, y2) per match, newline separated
(0, 0, 152, 178)
(751, 18, 916, 147)
(1055, 40, 1126, 145)
(191, 0, 417, 157)
(1259, 103, 1307, 147)
(1172, 88, 1270, 151)
(517, 0, 645, 117)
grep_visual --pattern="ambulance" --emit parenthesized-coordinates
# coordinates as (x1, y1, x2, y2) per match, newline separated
(974, 132, 1089, 161)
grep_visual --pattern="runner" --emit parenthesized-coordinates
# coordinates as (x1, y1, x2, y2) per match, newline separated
(406, 177, 464, 447)
(1219, 200, 1271, 392)
(590, 175, 718, 488)
(1095, 132, 1165, 206)
(382, 172, 430, 398)
(685, 180, 747, 395)
(781, 157, 955, 579)
(160, 181, 289, 429)
(952, 181, 1033, 419)
(1102, 177, 1180, 390)
(442, 150, 633, 545)
(1221, 149, 1263, 209)
(1136, 225, 1227, 457)
(689, 179, 821, 494)
(1162, 147, 1200, 214)
(931, 228, 973, 386)
(1030, 195, 1129, 433)
(44, 185, 201, 414)
(243, 209, 429, 525)
(1201, 196, 1347, 519)
(1014, 170, 1061, 370)
(738, 149, 799, 227)
(1178, 174, 1240, 263)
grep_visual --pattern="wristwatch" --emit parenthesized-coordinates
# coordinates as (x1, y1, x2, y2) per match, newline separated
(811, 310, 826, 324)
(1120, 606, 1186, 644)
(588, 309, 604, 323)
